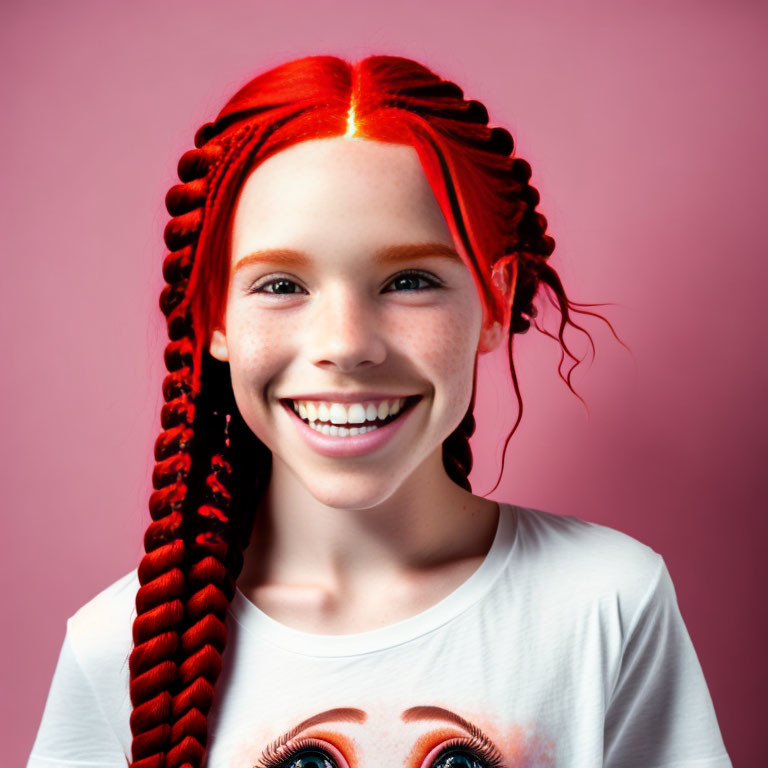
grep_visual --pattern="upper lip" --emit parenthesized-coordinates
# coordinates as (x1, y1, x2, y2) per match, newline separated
(280, 392, 421, 403)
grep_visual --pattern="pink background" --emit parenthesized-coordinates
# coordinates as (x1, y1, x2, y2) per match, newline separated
(3, 0, 765, 764)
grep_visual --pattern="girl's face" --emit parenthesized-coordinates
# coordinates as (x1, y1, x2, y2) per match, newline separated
(209, 138, 502, 508)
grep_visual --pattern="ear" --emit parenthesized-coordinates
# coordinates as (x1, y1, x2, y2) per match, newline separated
(477, 320, 504, 354)
(209, 328, 229, 362)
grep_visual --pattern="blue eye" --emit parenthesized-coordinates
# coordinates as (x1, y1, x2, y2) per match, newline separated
(384, 270, 443, 292)
(267, 747, 333, 768)
(432, 747, 487, 768)
(259, 739, 337, 768)
(432, 740, 504, 768)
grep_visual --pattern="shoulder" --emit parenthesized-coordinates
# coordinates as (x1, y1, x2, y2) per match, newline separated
(66, 569, 139, 673)
(27, 572, 139, 762)
(505, 504, 667, 625)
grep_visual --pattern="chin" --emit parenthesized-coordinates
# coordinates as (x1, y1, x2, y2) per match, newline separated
(299, 471, 406, 511)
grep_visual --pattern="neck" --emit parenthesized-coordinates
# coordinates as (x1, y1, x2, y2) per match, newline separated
(237, 448, 500, 595)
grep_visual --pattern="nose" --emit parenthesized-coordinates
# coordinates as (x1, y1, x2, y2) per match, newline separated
(308, 284, 387, 372)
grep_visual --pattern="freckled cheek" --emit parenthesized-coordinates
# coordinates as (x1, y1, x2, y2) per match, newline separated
(225, 313, 294, 391)
(390, 311, 478, 404)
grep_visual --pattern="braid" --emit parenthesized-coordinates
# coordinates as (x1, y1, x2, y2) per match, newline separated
(165, 355, 232, 768)
(433, 93, 610, 494)
(431, 91, 504, 493)
(442, 396, 477, 492)
(484, 134, 618, 496)
(131, 103, 281, 764)
(164, 356, 270, 768)
(129, 232, 197, 766)
(130, 134, 244, 768)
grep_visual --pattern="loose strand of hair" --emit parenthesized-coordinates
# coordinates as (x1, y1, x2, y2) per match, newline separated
(481, 332, 524, 498)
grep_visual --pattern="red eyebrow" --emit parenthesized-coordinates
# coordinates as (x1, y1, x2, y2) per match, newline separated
(233, 243, 462, 273)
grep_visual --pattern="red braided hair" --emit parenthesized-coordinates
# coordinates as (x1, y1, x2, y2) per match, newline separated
(130, 54, 611, 767)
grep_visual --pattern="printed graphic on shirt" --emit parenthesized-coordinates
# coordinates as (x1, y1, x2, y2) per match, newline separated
(232, 705, 554, 767)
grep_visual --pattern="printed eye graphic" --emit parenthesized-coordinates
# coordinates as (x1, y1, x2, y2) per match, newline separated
(275, 748, 331, 768)
(258, 737, 349, 768)
(426, 737, 503, 768)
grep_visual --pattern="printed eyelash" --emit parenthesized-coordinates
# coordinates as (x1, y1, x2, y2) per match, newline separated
(436, 734, 505, 768)
(256, 733, 502, 768)
(257, 736, 332, 768)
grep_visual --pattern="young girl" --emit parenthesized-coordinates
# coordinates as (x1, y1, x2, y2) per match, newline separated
(28, 55, 731, 768)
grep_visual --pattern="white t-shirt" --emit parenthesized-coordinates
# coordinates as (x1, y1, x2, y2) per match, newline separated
(28, 504, 731, 767)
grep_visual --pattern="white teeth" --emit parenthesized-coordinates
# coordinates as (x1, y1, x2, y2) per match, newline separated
(290, 396, 414, 437)
(348, 404, 366, 424)
(308, 422, 379, 435)
(329, 403, 348, 424)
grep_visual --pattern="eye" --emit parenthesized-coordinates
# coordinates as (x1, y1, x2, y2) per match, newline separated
(383, 270, 443, 293)
(429, 737, 504, 768)
(258, 738, 345, 768)
(249, 277, 306, 296)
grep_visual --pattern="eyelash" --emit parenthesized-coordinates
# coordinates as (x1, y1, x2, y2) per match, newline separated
(257, 734, 503, 768)
(384, 270, 444, 292)
(258, 737, 329, 768)
(248, 269, 443, 296)
(437, 735, 505, 768)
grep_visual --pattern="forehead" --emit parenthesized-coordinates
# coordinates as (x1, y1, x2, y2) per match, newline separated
(230, 138, 454, 257)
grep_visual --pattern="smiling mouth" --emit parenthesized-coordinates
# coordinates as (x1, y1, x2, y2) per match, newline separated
(280, 395, 421, 437)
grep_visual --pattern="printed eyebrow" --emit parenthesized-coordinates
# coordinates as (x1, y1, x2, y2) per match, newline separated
(256, 707, 366, 767)
(401, 705, 500, 755)
(233, 243, 462, 273)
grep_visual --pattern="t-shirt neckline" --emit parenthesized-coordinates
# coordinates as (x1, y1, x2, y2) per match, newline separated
(230, 502, 519, 657)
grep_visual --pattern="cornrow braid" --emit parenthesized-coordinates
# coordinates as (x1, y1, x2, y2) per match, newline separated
(131, 110, 283, 767)
(424, 86, 501, 493)
(161, 130, 266, 768)
(430, 91, 605, 494)
(165, 357, 233, 768)
(129, 221, 199, 767)
(130, 134, 236, 768)
(482, 142, 618, 496)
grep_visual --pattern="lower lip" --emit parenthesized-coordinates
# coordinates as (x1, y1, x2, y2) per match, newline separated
(282, 398, 421, 458)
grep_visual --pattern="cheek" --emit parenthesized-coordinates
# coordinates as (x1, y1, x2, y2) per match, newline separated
(390, 306, 479, 403)
(223, 314, 287, 448)
(224, 311, 288, 392)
